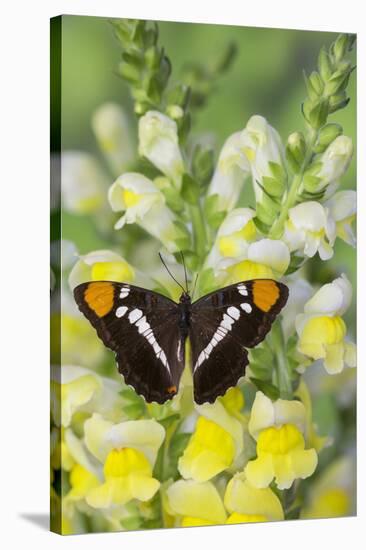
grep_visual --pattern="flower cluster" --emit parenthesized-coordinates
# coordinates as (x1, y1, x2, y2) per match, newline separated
(51, 24, 356, 534)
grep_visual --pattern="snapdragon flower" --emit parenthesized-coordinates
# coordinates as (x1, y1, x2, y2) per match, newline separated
(108, 173, 188, 253)
(50, 366, 124, 428)
(221, 238, 290, 284)
(61, 152, 109, 214)
(178, 400, 244, 482)
(325, 190, 356, 246)
(283, 201, 336, 260)
(224, 472, 284, 523)
(138, 111, 184, 188)
(206, 132, 250, 215)
(92, 102, 135, 176)
(245, 391, 317, 489)
(84, 413, 165, 508)
(317, 136, 353, 197)
(296, 274, 356, 374)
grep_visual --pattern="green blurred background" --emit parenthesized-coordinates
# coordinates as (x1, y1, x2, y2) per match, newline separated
(55, 15, 356, 333)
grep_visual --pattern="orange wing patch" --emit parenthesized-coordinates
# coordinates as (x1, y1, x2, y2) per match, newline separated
(252, 280, 280, 312)
(84, 282, 115, 317)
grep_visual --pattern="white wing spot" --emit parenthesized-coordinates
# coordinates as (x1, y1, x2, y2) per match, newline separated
(119, 287, 130, 299)
(241, 302, 252, 313)
(221, 313, 235, 331)
(116, 306, 128, 318)
(136, 315, 150, 334)
(128, 308, 143, 324)
(228, 306, 240, 320)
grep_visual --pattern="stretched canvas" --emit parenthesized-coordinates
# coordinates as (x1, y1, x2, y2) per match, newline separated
(50, 15, 357, 535)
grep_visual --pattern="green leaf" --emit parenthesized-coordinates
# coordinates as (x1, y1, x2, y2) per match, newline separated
(250, 378, 280, 400)
(268, 161, 287, 184)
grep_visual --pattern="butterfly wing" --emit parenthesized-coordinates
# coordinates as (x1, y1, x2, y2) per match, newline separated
(190, 279, 288, 404)
(73, 281, 186, 404)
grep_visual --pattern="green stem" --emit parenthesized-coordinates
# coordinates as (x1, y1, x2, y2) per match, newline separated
(271, 321, 292, 399)
(268, 129, 318, 239)
(189, 201, 207, 262)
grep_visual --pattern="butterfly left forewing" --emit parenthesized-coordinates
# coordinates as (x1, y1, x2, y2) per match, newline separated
(74, 281, 186, 404)
(190, 279, 288, 404)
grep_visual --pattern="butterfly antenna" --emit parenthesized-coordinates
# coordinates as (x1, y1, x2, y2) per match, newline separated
(158, 253, 186, 294)
(180, 251, 189, 293)
(191, 273, 199, 300)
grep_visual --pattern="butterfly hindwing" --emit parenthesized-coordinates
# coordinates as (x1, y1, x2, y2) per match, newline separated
(73, 281, 186, 404)
(190, 279, 288, 404)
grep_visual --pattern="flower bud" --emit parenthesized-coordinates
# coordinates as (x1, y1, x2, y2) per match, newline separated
(313, 123, 343, 153)
(332, 34, 349, 63)
(240, 115, 287, 226)
(318, 48, 333, 81)
(317, 136, 353, 192)
(286, 132, 306, 172)
(138, 110, 184, 188)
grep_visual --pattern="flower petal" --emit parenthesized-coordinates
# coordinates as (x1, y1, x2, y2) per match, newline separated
(167, 480, 227, 524)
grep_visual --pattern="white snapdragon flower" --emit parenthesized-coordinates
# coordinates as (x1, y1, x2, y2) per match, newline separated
(325, 190, 356, 247)
(206, 132, 250, 212)
(108, 173, 187, 253)
(296, 274, 356, 374)
(221, 238, 290, 284)
(138, 111, 184, 188)
(205, 208, 257, 270)
(61, 152, 109, 214)
(240, 115, 286, 204)
(92, 102, 135, 176)
(283, 201, 336, 260)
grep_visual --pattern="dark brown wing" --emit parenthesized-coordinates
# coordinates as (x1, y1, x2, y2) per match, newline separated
(73, 281, 186, 404)
(190, 279, 288, 404)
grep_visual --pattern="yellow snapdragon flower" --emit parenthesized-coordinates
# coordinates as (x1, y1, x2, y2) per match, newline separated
(245, 391, 317, 490)
(166, 480, 227, 527)
(50, 366, 124, 428)
(301, 455, 355, 519)
(296, 274, 356, 374)
(178, 400, 244, 482)
(224, 472, 284, 523)
(83, 414, 165, 509)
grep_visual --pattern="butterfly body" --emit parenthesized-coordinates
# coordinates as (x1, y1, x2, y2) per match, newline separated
(74, 279, 288, 405)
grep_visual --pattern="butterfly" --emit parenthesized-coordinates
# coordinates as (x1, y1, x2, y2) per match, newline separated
(74, 260, 288, 405)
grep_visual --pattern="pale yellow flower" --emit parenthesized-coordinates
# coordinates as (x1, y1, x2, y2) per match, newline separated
(166, 480, 227, 527)
(83, 414, 165, 509)
(50, 366, 124, 428)
(245, 391, 317, 489)
(222, 238, 290, 284)
(178, 400, 244, 482)
(296, 274, 356, 374)
(61, 152, 108, 214)
(92, 102, 134, 175)
(224, 472, 284, 523)
(301, 455, 356, 519)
